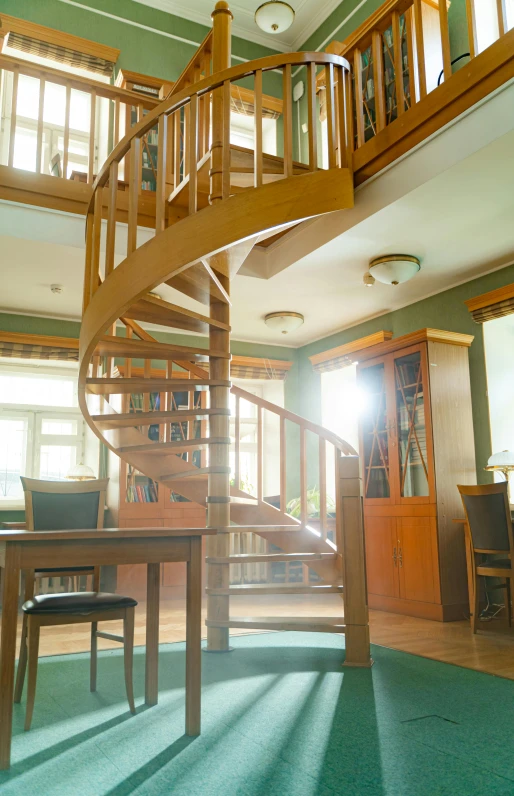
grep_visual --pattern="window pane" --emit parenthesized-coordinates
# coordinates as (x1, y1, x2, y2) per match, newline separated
(16, 75, 40, 120)
(43, 82, 66, 126)
(13, 128, 37, 172)
(69, 89, 91, 133)
(0, 373, 76, 407)
(0, 418, 28, 500)
(39, 444, 76, 480)
(41, 419, 77, 435)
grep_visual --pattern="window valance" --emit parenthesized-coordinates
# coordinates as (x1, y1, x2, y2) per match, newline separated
(0, 332, 79, 361)
(231, 356, 292, 380)
(6, 31, 115, 77)
(230, 85, 283, 120)
(309, 331, 393, 373)
(464, 283, 514, 323)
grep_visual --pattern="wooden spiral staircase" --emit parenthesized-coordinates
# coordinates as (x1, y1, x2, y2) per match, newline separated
(78, 2, 371, 664)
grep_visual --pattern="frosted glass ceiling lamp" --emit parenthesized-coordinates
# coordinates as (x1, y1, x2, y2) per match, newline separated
(255, 1, 295, 33)
(264, 311, 304, 334)
(66, 463, 96, 481)
(369, 255, 421, 286)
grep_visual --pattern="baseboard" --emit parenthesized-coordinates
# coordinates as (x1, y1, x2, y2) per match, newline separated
(368, 594, 471, 622)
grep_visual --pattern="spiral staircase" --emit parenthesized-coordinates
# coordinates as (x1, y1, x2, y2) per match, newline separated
(78, 2, 370, 659)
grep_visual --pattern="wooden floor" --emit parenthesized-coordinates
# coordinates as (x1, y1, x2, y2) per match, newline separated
(6, 589, 514, 680)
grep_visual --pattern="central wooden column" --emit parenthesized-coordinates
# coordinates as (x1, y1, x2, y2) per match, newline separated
(205, 0, 233, 652)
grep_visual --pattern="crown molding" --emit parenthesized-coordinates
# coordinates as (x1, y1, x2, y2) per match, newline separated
(132, 0, 293, 51)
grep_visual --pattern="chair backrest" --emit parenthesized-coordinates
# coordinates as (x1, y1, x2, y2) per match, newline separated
(458, 482, 513, 553)
(20, 478, 109, 532)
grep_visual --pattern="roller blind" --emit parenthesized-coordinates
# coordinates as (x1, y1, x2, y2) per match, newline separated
(7, 31, 115, 77)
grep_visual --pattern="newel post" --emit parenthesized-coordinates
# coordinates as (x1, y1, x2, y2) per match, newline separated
(337, 453, 373, 667)
(205, 0, 233, 653)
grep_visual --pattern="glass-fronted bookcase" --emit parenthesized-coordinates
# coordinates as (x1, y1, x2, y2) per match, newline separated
(356, 330, 476, 621)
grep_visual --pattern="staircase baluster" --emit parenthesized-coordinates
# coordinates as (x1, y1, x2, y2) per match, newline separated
(280, 416, 286, 513)
(392, 11, 405, 118)
(156, 114, 168, 233)
(8, 65, 19, 168)
(335, 65, 346, 168)
(222, 80, 231, 200)
(63, 83, 71, 178)
(300, 427, 307, 525)
(137, 104, 144, 195)
(439, 0, 452, 81)
(319, 438, 327, 541)
(354, 49, 365, 148)
(497, 0, 507, 37)
(405, 7, 417, 105)
(83, 212, 94, 313)
(344, 67, 354, 167)
(372, 31, 386, 133)
(465, 0, 478, 58)
(90, 189, 102, 300)
(283, 64, 293, 177)
(254, 69, 263, 187)
(36, 77, 45, 175)
(325, 63, 337, 168)
(88, 89, 96, 183)
(234, 395, 240, 489)
(307, 62, 317, 171)
(413, 0, 427, 98)
(257, 406, 263, 501)
(189, 93, 199, 214)
(127, 137, 140, 254)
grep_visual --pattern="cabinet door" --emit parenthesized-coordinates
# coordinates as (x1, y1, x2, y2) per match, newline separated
(391, 344, 435, 504)
(358, 358, 397, 503)
(364, 515, 399, 597)
(398, 516, 440, 603)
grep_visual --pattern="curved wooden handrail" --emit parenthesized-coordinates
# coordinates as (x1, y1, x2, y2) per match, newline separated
(89, 50, 351, 202)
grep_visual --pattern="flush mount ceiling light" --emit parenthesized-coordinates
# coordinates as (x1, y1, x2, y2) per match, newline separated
(369, 255, 421, 286)
(255, 0, 295, 33)
(264, 311, 304, 334)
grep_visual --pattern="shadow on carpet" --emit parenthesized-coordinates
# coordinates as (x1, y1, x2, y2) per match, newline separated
(2, 632, 514, 795)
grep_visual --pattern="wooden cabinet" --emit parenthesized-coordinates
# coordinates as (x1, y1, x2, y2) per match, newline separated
(357, 329, 476, 621)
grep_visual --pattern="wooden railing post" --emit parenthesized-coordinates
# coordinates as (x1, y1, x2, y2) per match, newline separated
(206, 0, 233, 654)
(337, 453, 372, 667)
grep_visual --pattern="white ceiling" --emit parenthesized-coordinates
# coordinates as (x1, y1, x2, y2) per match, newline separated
(133, 0, 341, 52)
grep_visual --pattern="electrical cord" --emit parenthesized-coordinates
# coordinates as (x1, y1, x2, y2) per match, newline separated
(437, 53, 471, 86)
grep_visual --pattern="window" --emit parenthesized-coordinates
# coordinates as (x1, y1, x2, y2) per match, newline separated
(0, 364, 87, 507)
(484, 314, 514, 498)
(230, 111, 277, 156)
(0, 42, 110, 177)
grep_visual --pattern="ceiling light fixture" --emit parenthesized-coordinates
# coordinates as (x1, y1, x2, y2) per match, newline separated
(255, 0, 295, 33)
(369, 255, 421, 286)
(363, 272, 375, 287)
(264, 311, 304, 334)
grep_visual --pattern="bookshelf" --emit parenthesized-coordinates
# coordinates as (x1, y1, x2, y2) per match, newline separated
(106, 367, 207, 593)
(115, 70, 174, 192)
(356, 329, 476, 621)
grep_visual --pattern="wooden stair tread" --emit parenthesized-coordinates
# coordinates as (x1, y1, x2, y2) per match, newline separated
(218, 524, 304, 533)
(206, 552, 337, 564)
(228, 496, 259, 505)
(95, 336, 229, 361)
(118, 437, 231, 454)
(206, 617, 346, 633)
(127, 294, 230, 334)
(86, 378, 229, 394)
(206, 584, 344, 596)
(160, 466, 231, 481)
(91, 408, 230, 428)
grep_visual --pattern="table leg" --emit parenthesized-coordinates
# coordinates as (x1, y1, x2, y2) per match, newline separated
(145, 562, 160, 706)
(186, 536, 201, 736)
(463, 522, 475, 626)
(0, 546, 21, 770)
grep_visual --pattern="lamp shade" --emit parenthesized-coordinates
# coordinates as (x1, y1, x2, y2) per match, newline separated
(264, 311, 304, 334)
(487, 451, 514, 468)
(255, 1, 295, 33)
(369, 255, 420, 286)
(66, 463, 96, 481)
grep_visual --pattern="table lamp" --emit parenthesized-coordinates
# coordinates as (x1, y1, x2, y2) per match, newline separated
(485, 450, 514, 502)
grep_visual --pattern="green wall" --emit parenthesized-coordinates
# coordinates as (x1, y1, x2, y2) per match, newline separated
(294, 264, 514, 486)
(2, 0, 282, 95)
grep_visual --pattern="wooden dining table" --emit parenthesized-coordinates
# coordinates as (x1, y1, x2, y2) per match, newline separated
(0, 525, 215, 770)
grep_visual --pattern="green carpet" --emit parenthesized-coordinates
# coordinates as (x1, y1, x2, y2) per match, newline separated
(1, 632, 514, 795)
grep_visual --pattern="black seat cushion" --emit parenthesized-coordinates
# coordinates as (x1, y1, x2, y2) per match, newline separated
(22, 592, 137, 615)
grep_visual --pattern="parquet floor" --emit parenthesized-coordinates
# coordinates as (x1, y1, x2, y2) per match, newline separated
(9, 588, 514, 680)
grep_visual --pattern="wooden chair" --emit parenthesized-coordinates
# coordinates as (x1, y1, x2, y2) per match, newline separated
(458, 482, 514, 633)
(15, 477, 137, 730)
